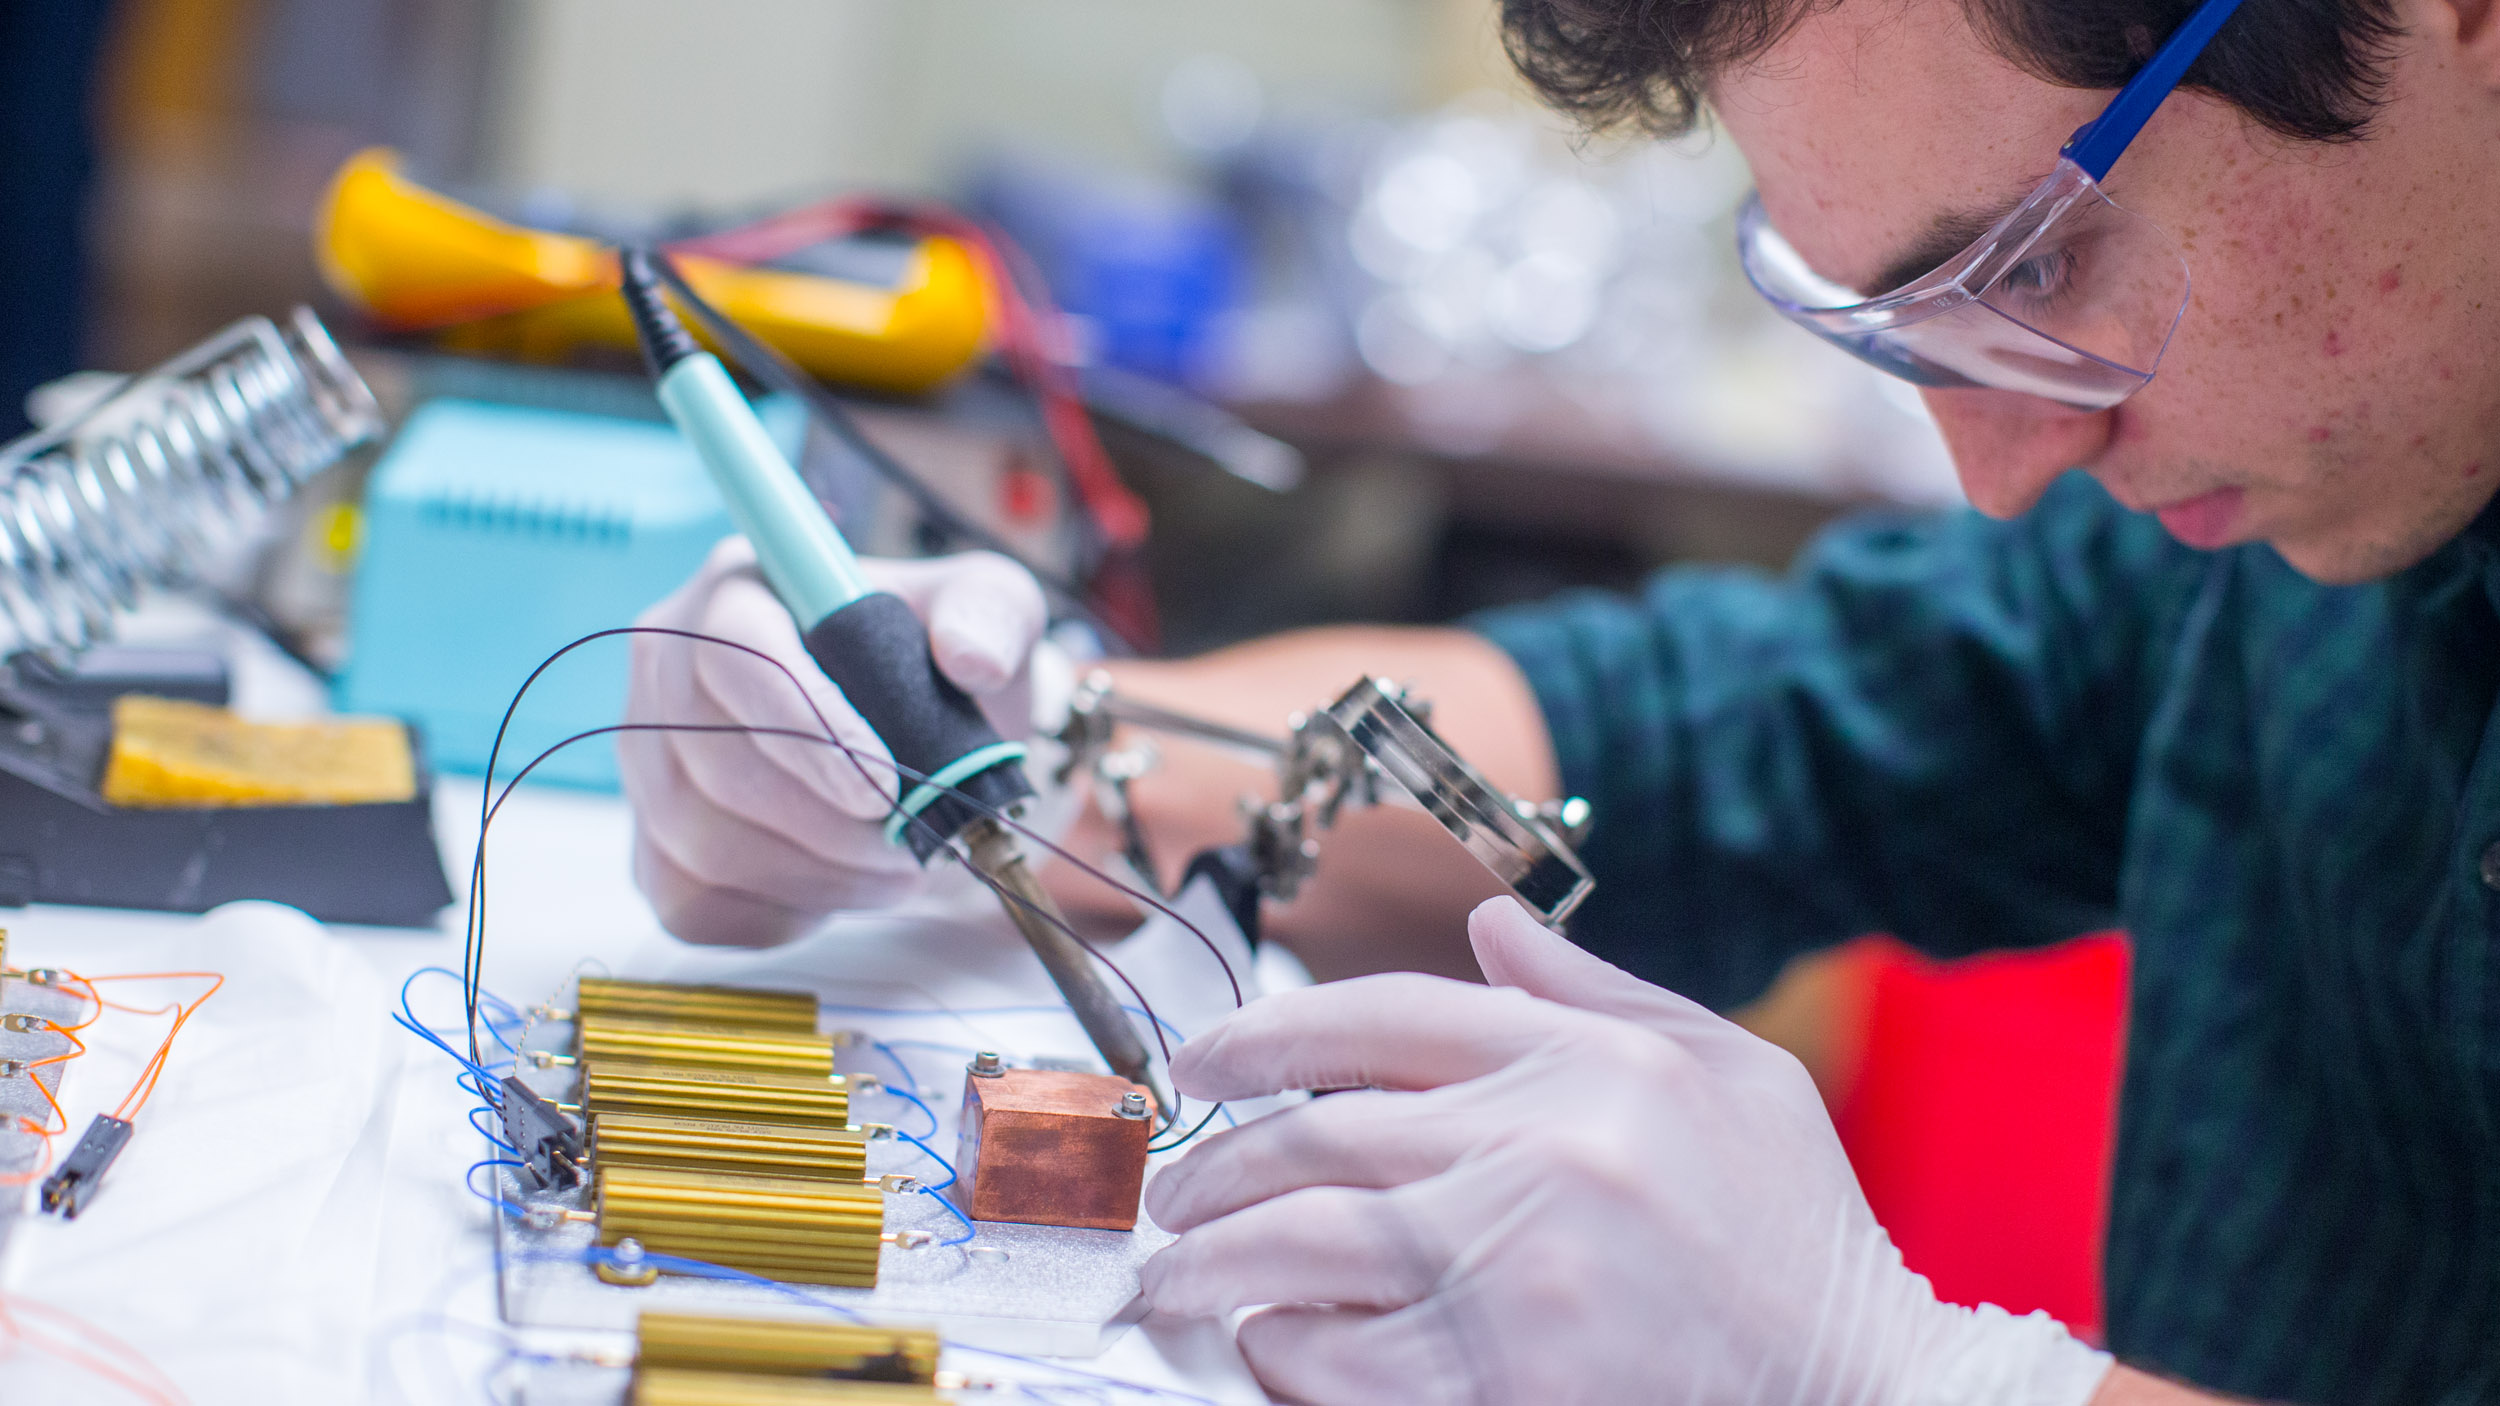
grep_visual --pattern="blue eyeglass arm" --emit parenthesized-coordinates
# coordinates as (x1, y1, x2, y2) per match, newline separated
(2062, 0, 2249, 181)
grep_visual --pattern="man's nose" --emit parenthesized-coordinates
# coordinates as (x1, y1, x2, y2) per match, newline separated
(1920, 389, 2117, 518)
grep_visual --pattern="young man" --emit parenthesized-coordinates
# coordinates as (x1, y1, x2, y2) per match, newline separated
(618, 0, 2500, 1400)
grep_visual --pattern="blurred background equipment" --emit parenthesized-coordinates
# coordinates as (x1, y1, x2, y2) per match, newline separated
(0, 308, 381, 661)
(0, 0, 121, 443)
(0, 308, 450, 925)
(316, 149, 992, 397)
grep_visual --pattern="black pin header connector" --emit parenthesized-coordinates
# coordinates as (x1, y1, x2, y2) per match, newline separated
(41, 1114, 134, 1218)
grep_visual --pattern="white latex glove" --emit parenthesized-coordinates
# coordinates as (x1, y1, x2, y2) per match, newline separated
(1139, 897, 2115, 1406)
(620, 536, 1047, 946)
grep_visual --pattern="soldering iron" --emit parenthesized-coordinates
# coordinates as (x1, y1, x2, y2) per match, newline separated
(614, 249, 1172, 1119)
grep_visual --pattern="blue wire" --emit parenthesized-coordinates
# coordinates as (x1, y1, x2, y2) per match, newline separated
(562, 1246, 1210, 1402)
(506, 1236, 1207, 1400)
(919, 1186, 976, 1246)
(879, 1085, 941, 1141)
(395, 1011, 502, 1088)
(875, 1036, 979, 1059)
(404, 968, 528, 1060)
(469, 1104, 519, 1153)
(818, 1002, 1190, 1050)
(573, 1245, 867, 1321)
(894, 1130, 957, 1191)
(866, 1038, 922, 1097)
(466, 1158, 532, 1218)
(456, 1069, 501, 1108)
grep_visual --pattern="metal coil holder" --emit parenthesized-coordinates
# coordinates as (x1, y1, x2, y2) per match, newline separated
(582, 1061, 851, 1129)
(593, 1112, 868, 1182)
(0, 307, 384, 660)
(577, 978, 820, 1032)
(636, 1311, 938, 1382)
(598, 1165, 885, 1287)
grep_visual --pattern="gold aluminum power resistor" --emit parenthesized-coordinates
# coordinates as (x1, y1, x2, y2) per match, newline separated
(632, 1368, 940, 1405)
(598, 1166, 886, 1287)
(594, 1112, 869, 1182)
(636, 1311, 939, 1382)
(578, 1014, 838, 1078)
(576, 978, 820, 1032)
(582, 1061, 850, 1129)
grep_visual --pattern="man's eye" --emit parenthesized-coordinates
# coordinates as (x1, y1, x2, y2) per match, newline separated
(1997, 247, 2079, 304)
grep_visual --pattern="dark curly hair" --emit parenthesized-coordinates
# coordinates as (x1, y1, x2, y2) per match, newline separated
(1500, 0, 2404, 142)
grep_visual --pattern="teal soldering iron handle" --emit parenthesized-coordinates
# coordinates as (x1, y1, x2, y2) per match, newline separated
(616, 250, 1172, 1115)
(617, 249, 1030, 859)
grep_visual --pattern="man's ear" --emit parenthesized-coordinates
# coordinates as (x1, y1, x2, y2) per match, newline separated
(2427, 0, 2500, 88)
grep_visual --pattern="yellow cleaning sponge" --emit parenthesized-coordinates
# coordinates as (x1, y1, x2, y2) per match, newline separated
(100, 695, 417, 808)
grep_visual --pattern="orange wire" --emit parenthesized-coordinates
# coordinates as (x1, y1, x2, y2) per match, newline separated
(0, 1075, 69, 1185)
(27, 1020, 87, 1069)
(63, 972, 224, 1123)
(47, 975, 106, 1032)
(20, 970, 224, 1126)
(0, 1293, 187, 1405)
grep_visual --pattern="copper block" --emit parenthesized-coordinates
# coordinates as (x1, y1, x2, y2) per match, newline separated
(951, 1067, 1150, 1231)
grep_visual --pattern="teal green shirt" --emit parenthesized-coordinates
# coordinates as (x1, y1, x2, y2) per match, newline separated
(1474, 472, 2500, 1405)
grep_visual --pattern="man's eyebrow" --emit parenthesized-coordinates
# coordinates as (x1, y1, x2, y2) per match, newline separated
(1862, 195, 2026, 297)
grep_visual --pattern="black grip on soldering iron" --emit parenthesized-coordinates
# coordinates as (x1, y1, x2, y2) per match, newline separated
(803, 592, 1034, 861)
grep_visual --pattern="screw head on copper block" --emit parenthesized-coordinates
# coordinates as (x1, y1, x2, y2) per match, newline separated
(1117, 1091, 1149, 1120)
(970, 1051, 1004, 1078)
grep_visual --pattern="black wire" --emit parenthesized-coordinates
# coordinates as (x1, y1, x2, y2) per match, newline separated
(474, 717, 1231, 1151)
(475, 717, 1175, 1059)
(1148, 1101, 1226, 1154)
(460, 625, 1246, 1072)
(643, 252, 1144, 655)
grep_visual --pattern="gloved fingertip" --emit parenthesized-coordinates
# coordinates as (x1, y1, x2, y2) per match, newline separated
(1135, 1245, 1198, 1315)
(1164, 1030, 1235, 1102)
(928, 623, 1016, 696)
(1466, 895, 1562, 986)
(1140, 1158, 1208, 1233)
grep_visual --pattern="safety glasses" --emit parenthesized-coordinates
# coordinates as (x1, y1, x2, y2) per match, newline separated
(1737, 0, 2247, 411)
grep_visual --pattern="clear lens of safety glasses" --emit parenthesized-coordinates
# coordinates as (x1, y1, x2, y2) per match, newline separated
(1738, 158, 2191, 411)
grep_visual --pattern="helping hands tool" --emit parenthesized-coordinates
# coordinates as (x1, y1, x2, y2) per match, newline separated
(616, 250, 1172, 1118)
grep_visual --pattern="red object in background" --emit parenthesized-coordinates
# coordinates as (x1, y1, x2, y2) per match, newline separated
(1827, 934, 2131, 1342)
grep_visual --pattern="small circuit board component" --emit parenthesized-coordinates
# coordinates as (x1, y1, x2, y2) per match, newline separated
(98, 695, 417, 808)
(574, 977, 820, 1031)
(954, 1066, 1151, 1231)
(40, 1115, 133, 1218)
(637, 1311, 940, 1381)
(597, 1165, 888, 1286)
(578, 1014, 838, 1077)
(591, 1112, 868, 1182)
(581, 1061, 851, 1129)
(631, 1310, 945, 1404)
(632, 1370, 944, 1405)
(501, 1074, 586, 1191)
